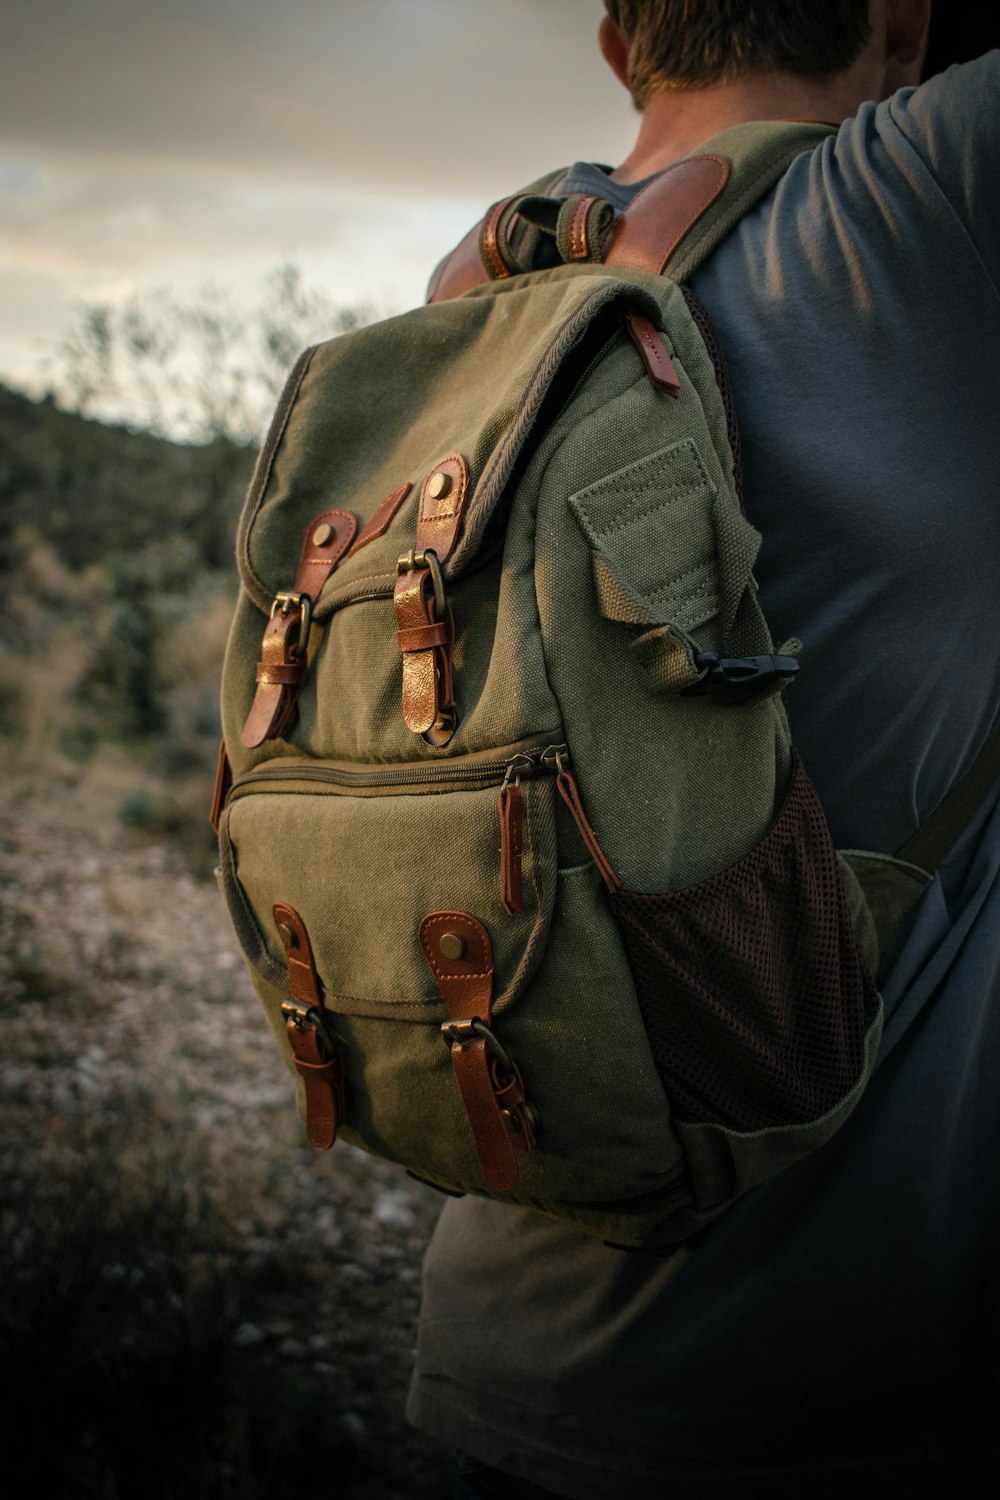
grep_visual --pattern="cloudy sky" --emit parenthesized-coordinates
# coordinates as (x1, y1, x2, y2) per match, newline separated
(1, 0, 636, 402)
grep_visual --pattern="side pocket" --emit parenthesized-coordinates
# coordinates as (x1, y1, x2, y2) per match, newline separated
(568, 436, 766, 688)
(610, 751, 881, 1135)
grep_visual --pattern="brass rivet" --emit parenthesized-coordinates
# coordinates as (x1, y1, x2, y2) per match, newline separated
(277, 922, 297, 949)
(312, 521, 334, 547)
(439, 932, 465, 961)
(426, 470, 451, 501)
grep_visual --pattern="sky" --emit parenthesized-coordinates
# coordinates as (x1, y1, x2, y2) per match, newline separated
(0, 0, 637, 407)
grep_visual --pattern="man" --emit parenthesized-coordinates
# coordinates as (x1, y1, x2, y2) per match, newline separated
(407, 3, 1000, 1496)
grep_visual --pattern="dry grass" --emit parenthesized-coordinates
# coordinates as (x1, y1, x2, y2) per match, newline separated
(0, 756, 449, 1500)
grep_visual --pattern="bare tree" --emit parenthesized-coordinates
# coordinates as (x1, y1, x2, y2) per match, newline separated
(55, 266, 374, 445)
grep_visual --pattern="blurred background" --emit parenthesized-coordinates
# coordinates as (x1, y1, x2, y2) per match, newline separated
(0, 5, 628, 1496)
(0, 4, 992, 1496)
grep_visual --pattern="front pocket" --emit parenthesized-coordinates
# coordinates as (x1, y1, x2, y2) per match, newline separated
(610, 751, 881, 1133)
(217, 757, 558, 1023)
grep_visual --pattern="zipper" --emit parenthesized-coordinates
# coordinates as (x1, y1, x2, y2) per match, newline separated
(227, 739, 620, 907)
(228, 735, 567, 800)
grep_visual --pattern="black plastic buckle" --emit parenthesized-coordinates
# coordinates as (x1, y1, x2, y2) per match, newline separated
(683, 651, 799, 706)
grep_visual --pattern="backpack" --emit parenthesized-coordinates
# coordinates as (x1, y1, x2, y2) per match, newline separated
(211, 122, 998, 1249)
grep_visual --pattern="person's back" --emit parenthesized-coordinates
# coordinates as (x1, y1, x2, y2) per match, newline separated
(408, 4, 1000, 1493)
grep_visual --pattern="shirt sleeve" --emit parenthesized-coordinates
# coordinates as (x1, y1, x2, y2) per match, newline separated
(885, 50, 1000, 294)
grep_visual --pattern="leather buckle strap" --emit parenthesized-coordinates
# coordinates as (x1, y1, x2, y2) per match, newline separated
(392, 456, 469, 747)
(273, 902, 345, 1151)
(241, 509, 357, 749)
(419, 911, 537, 1190)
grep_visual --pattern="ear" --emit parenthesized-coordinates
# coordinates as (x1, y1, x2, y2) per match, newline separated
(887, 0, 932, 66)
(598, 14, 631, 92)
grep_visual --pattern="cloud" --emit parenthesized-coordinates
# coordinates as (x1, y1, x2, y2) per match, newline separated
(0, 0, 636, 396)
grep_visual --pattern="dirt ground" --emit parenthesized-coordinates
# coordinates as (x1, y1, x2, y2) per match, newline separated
(0, 753, 452, 1499)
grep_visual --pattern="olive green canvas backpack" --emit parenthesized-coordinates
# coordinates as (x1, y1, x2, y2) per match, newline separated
(213, 123, 994, 1249)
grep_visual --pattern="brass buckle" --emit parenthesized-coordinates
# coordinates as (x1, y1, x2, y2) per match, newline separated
(281, 999, 337, 1058)
(269, 591, 313, 659)
(440, 1017, 514, 1074)
(396, 548, 446, 619)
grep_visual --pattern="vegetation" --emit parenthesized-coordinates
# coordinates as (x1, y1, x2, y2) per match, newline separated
(0, 276, 446, 1496)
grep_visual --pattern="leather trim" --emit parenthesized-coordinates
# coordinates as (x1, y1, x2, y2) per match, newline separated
(347, 483, 412, 557)
(418, 911, 523, 1192)
(241, 509, 357, 749)
(567, 194, 599, 261)
(394, 571, 453, 736)
(273, 902, 344, 1151)
(499, 783, 525, 915)
(395, 620, 451, 653)
(427, 221, 489, 303)
(292, 508, 358, 593)
(603, 155, 730, 276)
(209, 739, 232, 833)
(480, 196, 518, 282)
(416, 453, 469, 565)
(418, 911, 493, 1021)
(626, 313, 681, 397)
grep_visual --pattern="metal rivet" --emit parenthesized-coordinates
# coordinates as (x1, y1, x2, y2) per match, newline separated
(312, 521, 334, 547)
(277, 922, 297, 949)
(426, 470, 451, 500)
(438, 932, 465, 961)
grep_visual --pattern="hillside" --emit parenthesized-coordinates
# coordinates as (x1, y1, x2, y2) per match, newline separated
(0, 391, 447, 1494)
(0, 385, 254, 852)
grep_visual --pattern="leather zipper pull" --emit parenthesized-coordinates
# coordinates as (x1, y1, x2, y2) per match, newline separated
(555, 760, 620, 895)
(498, 760, 528, 915)
(209, 738, 232, 833)
(626, 313, 681, 397)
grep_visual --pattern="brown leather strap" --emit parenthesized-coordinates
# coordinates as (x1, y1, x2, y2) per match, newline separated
(416, 452, 469, 564)
(565, 194, 600, 261)
(393, 569, 454, 736)
(418, 911, 534, 1192)
(393, 456, 468, 743)
(274, 902, 344, 1151)
(209, 738, 232, 833)
(603, 155, 730, 277)
(347, 482, 412, 557)
(427, 220, 488, 303)
(499, 782, 525, 915)
(626, 313, 681, 396)
(480, 195, 519, 281)
(419, 911, 494, 1022)
(396, 620, 452, 653)
(241, 508, 357, 748)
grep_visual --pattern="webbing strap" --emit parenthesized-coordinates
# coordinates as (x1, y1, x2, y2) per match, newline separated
(895, 724, 1000, 876)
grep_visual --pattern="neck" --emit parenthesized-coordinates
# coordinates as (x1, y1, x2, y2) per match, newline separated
(610, 68, 882, 183)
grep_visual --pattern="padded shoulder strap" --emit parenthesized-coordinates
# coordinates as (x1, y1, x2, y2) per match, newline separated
(426, 166, 570, 303)
(605, 120, 836, 282)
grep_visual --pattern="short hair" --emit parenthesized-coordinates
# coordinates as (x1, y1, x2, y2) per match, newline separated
(603, 1, 873, 106)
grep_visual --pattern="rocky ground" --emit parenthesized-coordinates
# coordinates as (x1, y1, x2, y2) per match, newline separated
(0, 752, 451, 1499)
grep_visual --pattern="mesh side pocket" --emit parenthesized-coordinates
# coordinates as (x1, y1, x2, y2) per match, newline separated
(611, 752, 879, 1132)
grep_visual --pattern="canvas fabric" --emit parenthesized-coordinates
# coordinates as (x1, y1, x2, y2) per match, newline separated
(215, 119, 955, 1249)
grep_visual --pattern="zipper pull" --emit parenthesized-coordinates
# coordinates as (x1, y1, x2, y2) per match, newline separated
(545, 746, 620, 896)
(498, 756, 532, 915)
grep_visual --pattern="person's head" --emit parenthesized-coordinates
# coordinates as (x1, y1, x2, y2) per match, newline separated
(599, 1, 930, 108)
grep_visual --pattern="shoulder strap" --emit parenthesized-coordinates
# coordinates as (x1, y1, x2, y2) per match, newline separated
(895, 723, 1000, 876)
(604, 120, 836, 282)
(429, 121, 836, 304)
(426, 166, 569, 303)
